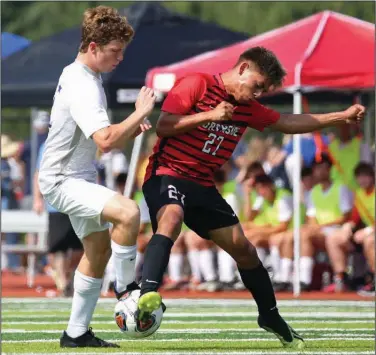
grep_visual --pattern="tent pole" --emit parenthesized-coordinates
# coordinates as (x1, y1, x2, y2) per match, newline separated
(124, 130, 145, 199)
(292, 90, 302, 298)
(30, 108, 38, 197)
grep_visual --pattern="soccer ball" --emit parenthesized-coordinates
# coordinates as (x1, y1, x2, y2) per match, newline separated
(114, 289, 163, 338)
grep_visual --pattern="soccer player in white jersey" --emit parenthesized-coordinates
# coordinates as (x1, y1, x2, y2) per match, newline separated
(38, 6, 156, 348)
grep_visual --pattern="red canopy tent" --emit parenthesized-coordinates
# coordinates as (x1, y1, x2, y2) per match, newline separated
(146, 11, 374, 92)
(145, 11, 375, 297)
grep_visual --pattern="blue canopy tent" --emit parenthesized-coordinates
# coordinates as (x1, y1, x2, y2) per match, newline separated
(1, 32, 31, 59)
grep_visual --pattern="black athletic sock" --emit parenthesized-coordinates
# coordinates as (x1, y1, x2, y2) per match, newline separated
(140, 234, 174, 296)
(238, 262, 278, 317)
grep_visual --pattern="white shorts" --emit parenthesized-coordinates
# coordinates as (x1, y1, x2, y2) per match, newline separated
(321, 226, 341, 237)
(44, 178, 117, 239)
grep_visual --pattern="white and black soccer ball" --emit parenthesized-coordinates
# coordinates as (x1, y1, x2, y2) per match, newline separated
(114, 289, 163, 338)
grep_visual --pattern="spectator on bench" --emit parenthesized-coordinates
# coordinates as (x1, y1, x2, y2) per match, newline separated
(324, 162, 375, 293)
(298, 154, 353, 291)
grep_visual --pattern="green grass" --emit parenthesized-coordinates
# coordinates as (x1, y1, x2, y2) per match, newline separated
(1, 298, 374, 354)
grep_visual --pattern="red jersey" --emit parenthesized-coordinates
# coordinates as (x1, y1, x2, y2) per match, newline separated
(145, 73, 280, 186)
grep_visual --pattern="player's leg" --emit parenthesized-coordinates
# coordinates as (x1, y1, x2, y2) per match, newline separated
(165, 231, 186, 290)
(275, 230, 294, 291)
(217, 244, 237, 288)
(184, 230, 203, 288)
(209, 223, 304, 349)
(324, 228, 352, 292)
(102, 194, 141, 298)
(45, 178, 134, 348)
(267, 232, 284, 285)
(187, 187, 304, 349)
(245, 229, 268, 264)
(356, 229, 375, 296)
(138, 176, 186, 319)
(299, 225, 325, 290)
(192, 234, 220, 292)
(362, 232, 375, 272)
(135, 231, 152, 283)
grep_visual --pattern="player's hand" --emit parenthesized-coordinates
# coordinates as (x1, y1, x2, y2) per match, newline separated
(131, 118, 152, 138)
(342, 104, 365, 124)
(211, 101, 234, 122)
(135, 86, 156, 117)
(33, 199, 44, 215)
(140, 118, 152, 132)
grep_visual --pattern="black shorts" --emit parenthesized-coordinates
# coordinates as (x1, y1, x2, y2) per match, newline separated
(142, 175, 239, 239)
(48, 213, 83, 253)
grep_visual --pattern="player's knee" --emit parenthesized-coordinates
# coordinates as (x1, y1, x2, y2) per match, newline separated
(231, 240, 259, 269)
(157, 207, 184, 239)
(117, 199, 140, 228)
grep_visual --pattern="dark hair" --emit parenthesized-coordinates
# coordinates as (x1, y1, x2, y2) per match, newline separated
(354, 162, 374, 178)
(213, 169, 226, 184)
(115, 172, 128, 186)
(244, 161, 264, 178)
(301, 167, 313, 178)
(312, 153, 333, 168)
(254, 174, 274, 186)
(80, 6, 134, 53)
(237, 46, 286, 88)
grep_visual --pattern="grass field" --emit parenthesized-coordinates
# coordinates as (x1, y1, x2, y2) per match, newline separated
(1, 298, 374, 354)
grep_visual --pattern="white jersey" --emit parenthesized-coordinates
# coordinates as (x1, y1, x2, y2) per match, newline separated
(39, 61, 110, 195)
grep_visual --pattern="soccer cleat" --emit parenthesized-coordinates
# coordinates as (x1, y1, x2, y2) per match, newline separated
(114, 281, 140, 300)
(60, 327, 120, 348)
(258, 313, 305, 349)
(136, 291, 162, 321)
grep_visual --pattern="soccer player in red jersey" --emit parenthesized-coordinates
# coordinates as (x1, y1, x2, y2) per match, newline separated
(132, 47, 365, 349)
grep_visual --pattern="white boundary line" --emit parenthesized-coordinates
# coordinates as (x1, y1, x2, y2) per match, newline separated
(2, 328, 373, 333)
(2, 312, 373, 319)
(2, 298, 373, 307)
(3, 320, 372, 325)
(3, 352, 374, 355)
(3, 337, 373, 343)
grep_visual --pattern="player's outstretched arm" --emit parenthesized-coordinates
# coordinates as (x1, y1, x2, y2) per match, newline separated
(270, 104, 365, 134)
(93, 87, 155, 152)
(156, 101, 233, 137)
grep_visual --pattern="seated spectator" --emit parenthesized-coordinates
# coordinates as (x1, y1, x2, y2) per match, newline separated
(244, 174, 294, 282)
(273, 167, 314, 292)
(324, 162, 374, 293)
(239, 161, 266, 225)
(328, 125, 373, 190)
(298, 154, 353, 291)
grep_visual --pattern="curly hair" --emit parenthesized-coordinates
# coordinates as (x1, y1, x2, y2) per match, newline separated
(79, 6, 134, 53)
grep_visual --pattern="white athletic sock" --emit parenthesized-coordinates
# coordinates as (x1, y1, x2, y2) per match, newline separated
(187, 250, 201, 281)
(135, 252, 144, 283)
(270, 246, 281, 282)
(168, 253, 184, 282)
(199, 249, 216, 282)
(217, 249, 236, 283)
(66, 270, 102, 338)
(300, 256, 314, 285)
(280, 258, 293, 283)
(111, 240, 137, 293)
(256, 247, 267, 264)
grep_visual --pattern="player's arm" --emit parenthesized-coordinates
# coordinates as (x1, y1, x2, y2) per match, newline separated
(157, 111, 212, 137)
(270, 105, 365, 134)
(155, 74, 233, 137)
(93, 87, 155, 152)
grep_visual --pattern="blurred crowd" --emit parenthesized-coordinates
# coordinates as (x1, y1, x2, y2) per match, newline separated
(2, 112, 375, 297)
